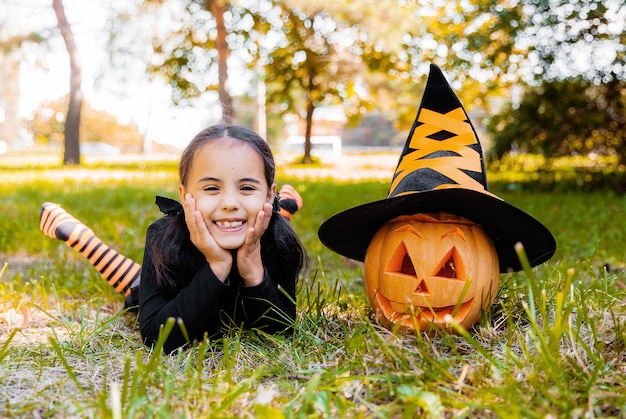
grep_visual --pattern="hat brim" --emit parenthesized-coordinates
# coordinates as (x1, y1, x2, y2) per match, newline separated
(318, 188, 556, 272)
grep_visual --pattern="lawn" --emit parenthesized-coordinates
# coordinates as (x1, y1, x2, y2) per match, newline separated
(0, 154, 625, 418)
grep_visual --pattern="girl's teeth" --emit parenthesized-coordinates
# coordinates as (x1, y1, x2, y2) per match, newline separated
(218, 221, 243, 228)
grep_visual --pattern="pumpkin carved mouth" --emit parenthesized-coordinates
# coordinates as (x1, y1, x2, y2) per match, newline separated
(374, 292, 474, 328)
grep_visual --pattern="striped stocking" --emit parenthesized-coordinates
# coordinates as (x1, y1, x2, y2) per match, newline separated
(39, 203, 141, 297)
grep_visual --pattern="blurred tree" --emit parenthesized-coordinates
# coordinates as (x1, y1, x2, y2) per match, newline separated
(27, 96, 144, 152)
(231, 92, 284, 147)
(299, 0, 429, 129)
(394, 0, 625, 105)
(476, 0, 625, 190)
(28, 97, 65, 146)
(107, 0, 624, 170)
(113, 0, 417, 161)
(52, 0, 83, 165)
(260, 2, 365, 163)
(205, 0, 233, 124)
(487, 79, 625, 189)
(136, 0, 234, 124)
(488, 80, 625, 157)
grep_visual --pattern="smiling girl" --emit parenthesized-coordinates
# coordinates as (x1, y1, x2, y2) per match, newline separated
(40, 125, 307, 353)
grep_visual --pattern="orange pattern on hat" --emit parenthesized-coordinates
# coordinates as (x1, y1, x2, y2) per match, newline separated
(390, 107, 485, 195)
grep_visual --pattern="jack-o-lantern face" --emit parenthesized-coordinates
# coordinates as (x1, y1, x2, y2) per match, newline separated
(364, 212, 499, 332)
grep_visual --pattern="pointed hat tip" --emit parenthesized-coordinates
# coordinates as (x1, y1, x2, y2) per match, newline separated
(429, 62, 442, 73)
(422, 63, 462, 113)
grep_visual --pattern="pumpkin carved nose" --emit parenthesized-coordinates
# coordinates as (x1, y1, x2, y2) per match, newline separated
(414, 279, 428, 294)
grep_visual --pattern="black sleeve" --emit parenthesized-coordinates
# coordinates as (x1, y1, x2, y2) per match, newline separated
(138, 223, 235, 353)
(238, 269, 296, 334)
(137, 218, 298, 353)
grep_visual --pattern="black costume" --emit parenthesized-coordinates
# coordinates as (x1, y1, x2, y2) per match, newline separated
(138, 197, 297, 353)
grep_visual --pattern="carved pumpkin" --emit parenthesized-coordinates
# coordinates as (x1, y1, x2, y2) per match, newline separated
(364, 212, 499, 332)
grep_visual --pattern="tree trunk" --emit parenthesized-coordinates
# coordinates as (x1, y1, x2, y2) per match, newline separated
(303, 99, 315, 164)
(206, 0, 234, 125)
(302, 71, 316, 164)
(52, 0, 82, 165)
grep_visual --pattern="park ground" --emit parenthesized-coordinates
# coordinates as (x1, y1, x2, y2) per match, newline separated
(0, 151, 625, 417)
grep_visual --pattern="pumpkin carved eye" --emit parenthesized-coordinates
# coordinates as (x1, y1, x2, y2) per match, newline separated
(401, 252, 418, 277)
(363, 212, 500, 332)
(436, 256, 456, 277)
(433, 247, 465, 280)
(386, 242, 416, 276)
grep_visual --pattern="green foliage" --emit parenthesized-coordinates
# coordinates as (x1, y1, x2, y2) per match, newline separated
(262, 2, 369, 112)
(402, 0, 624, 90)
(487, 153, 626, 193)
(259, 1, 382, 161)
(486, 77, 626, 193)
(104, 0, 624, 144)
(487, 79, 626, 159)
(146, 3, 219, 104)
(1, 157, 625, 417)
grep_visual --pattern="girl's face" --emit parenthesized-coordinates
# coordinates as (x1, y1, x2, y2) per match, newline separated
(179, 138, 276, 250)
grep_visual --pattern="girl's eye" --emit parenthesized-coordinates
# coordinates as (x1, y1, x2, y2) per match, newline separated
(203, 185, 219, 192)
(241, 185, 256, 191)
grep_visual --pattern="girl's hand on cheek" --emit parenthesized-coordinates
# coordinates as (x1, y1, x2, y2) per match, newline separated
(183, 194, 232, 281)
(237, 202, 272, 286)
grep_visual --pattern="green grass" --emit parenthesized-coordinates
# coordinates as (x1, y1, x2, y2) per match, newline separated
(0, 155, 625, 417)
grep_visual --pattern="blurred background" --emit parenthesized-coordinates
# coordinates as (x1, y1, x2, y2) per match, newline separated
(1, 0, 624, 188)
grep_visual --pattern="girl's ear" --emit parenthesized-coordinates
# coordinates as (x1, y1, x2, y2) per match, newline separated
(178, 184, 186, 203)
(268, 183, 277, 203)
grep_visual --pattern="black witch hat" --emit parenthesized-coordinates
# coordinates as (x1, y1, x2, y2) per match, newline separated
(318, 64, 556, 272)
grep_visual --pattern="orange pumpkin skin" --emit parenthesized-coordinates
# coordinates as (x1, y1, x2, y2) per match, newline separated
(364, 212, 499, 332)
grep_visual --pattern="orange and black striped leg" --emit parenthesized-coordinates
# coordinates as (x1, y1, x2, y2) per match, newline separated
(278, 184, 303, 221)
(39, 202, 141, 298)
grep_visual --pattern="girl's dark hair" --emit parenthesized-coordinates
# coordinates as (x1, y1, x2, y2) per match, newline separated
(151, 125, 306, 292)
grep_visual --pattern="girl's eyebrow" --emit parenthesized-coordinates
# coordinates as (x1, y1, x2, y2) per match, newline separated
(197, 176, 221, 183)
(239, 177, 262, 184)
(197, 176, 262, 184)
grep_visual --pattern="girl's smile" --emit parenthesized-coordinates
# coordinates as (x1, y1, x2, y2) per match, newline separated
(215, 220, 245, 229)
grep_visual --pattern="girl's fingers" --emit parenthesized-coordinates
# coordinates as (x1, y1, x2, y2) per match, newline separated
(261, 202, 273, 229)
(184, 194, 215, 250)
(183, 194, 198, 228)
(251, 204, 272, 242)
(237, 203, 273, 286)
(194, 209, 209, 235)
(240, 206, 268, 252)
(184, 195, 202, 239)
(246, 211, 264, 248)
